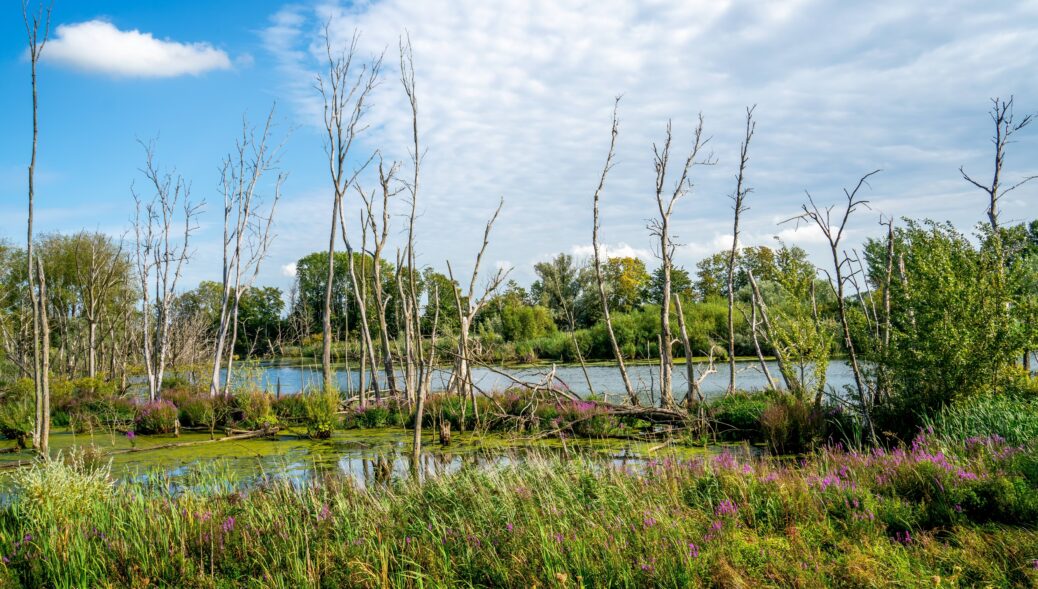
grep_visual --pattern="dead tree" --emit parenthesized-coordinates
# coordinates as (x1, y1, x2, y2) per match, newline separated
(23, 0, 50, 454)
(959, 97, 1035, 235)
(726, 106, 756, 394)
(359, 160, 401, 396)
(447, 199, 509, 428)
(649, 115, 710, 409)
(339, 200, 381, 404)
(132, 142, 202, 401)
(315, 25, 382, 392)
(209, 110, 283, 397)
(672, 294, 699, 403)
(785, 170, 880, 440)
(591, 99, 638, 404)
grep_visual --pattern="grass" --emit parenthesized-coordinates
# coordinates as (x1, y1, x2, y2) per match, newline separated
(1, 434, 1036, 587)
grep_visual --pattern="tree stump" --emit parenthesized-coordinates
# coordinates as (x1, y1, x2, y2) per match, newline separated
(439, 421, 451, 446)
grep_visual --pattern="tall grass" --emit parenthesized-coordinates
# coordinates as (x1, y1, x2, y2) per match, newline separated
(2, 435, 1037, 587)
(924, 394, 1038, 447)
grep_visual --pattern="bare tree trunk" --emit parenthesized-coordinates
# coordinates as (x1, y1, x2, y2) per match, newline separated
(673, 294, 700, 404)
(745, 297, 776, 390)
(316, 26, 383, 393)
(726, 106, 756, 395)
(591, 99, 638, 405)
(650, 115, 710, 409)
(23, 1, 50, 454)
(786, 172, 880, 440)
(446, 200, 508, 430)
(361, 160, 400, 396)
(960, 97, 1035, 235)
(35, 255, 50, 456)
(746, 270, 796, 392)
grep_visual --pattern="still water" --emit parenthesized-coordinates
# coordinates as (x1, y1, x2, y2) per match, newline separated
(234, 360, 855, 403)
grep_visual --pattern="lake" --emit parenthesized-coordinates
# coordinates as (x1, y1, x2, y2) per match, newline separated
(232, 359, 855, 403)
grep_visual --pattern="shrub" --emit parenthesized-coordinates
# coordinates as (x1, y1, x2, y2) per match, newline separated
(176, 395, 218, 429)
(11, 450, 113, 528)
(710, 392, 768, 441)
(302, 390, 341, 439)
(0, 378, 35, 448)
(134, 400, 179, 434)
(273, 394, 309, 422)
(234, 391, 278, 431)
(759, 395, 822, 454)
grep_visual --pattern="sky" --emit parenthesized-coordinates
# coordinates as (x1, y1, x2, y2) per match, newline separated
(1, 0, 1037, 297)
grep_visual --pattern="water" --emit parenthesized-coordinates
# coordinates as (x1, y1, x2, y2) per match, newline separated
(0, 428, 756, 493)
(237, 359, 855, 403)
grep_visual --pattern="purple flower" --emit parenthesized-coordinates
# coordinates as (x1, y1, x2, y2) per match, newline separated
(221, 516, 235, 534)
(505, 523, 513, 533)
(715, 499, 738, 517)
(688, 542, 699, 558)
(125, 430, 136, 440)
(318, 504, 331, 522)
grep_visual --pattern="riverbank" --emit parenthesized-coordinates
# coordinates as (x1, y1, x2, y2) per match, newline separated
(1, 433, 1035, 587)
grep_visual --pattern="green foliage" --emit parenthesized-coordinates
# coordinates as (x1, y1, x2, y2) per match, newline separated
(302, 390, 341, 439)
(133, 400, 179, 434)
(708, 392, 768, 441)
(925, 394, 1038, 447)
(234, 391, 278, 430)
(864, 221, 1027, 430)
(0, 378, 35, 447)
(2, 439, 1037, 587)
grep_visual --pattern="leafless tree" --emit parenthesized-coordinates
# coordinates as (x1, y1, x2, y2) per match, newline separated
(784, 170, 881, 439)
(591, 98, 638, 404)
(359, 159, 401, 395)
(23, 0, 51, 454)
(339, 197, 381, 404)
(960, 97, 1035, 235)
(315, 24, 383, 392)
(132, 142, 203, 401)
(649, 115, 711, 409)
(447, 199, 509, 428)
(209, 110, 284, 397)
(726, 106, 756, 394)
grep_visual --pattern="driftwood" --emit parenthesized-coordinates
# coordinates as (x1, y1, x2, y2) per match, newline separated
(106, 428, 279, 456)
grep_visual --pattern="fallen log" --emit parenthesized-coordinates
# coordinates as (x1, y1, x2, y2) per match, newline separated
(106, 428, 279, 455)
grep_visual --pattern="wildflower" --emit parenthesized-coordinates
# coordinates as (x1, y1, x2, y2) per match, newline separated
(688, 542, 699, 558)
(715, 499, 738, 517)
(221, 516, 236, 534)
(318, 503, 331, 522)
(505, 523, 514, 533)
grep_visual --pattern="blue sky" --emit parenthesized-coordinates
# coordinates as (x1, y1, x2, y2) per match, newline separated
(2, 0, 1037, 296)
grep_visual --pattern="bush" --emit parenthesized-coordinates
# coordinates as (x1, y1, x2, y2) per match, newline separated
(302, 391, 340, 439)
(234, 391, 278, 431)
(0, 378, 35, 448)
(759, 395, 821, 454)
(709, 392, 768, 441)
(273, 394, 309, 422)
(134, 400, 179, 434)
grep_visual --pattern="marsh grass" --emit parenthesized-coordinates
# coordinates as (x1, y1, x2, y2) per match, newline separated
(1, 434, 1037, 588)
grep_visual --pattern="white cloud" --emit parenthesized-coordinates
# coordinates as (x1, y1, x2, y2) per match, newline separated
(281, 262, 298, 277)
(259, 0, 1038, 285)
(570, 242, 653, 262)
(44, 20, 232, 77)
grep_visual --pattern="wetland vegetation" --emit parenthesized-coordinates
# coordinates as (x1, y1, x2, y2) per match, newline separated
(2, 1, 1038, 586)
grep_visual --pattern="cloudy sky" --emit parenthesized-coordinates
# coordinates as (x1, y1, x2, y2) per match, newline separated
(1, 0, 1036, 295)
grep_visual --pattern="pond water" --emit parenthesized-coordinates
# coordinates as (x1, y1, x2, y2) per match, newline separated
(0, 428, 756, 492)
(235, 359, 854, 403)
